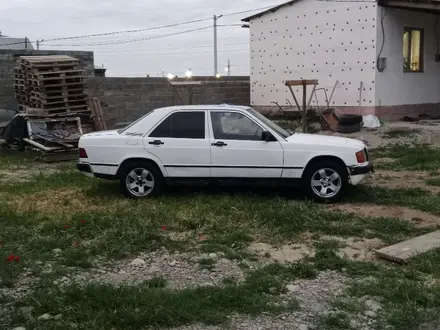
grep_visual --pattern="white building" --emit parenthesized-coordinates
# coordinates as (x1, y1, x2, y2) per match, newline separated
(242, 0, 440, 120)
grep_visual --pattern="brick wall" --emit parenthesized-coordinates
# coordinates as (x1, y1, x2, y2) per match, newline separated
(88, 76, 250, 127)
(0, 49, 94, 110)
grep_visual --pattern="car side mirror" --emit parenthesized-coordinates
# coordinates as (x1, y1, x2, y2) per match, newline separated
(261, 131, 277, 142)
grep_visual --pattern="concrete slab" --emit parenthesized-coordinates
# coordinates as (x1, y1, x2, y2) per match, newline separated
(375, 230, 440, 264)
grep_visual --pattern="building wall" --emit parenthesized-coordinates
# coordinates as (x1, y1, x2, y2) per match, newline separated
(0, 49, 94, 110)
(88, 77, 250, 127)
(374, 7, 440, 118)
(249, 0, 378, 112)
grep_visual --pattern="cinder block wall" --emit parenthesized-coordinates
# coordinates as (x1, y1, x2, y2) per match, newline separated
(0, 48, 250, 126)
(0, 49, 94, 110)
(88, 77, 250, 127)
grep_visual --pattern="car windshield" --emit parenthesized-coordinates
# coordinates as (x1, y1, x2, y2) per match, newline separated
(117, 111, 154, 134)
(246, 107, 292, 139)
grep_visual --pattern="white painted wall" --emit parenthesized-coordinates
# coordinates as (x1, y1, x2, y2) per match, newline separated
(375, 7, 440, 106)
(249, 0, 378, 108)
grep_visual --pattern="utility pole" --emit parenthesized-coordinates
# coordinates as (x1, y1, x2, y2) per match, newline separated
(213, 14, 223, 76)
(227, 59, 231, 76)
(213, 15, 218, 76)
(36, 39, 44, 50)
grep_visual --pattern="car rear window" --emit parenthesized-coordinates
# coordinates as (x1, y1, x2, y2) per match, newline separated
(149, 111, 205, 139)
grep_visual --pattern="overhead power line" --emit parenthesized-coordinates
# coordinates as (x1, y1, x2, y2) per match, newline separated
(222, 4, 278, 17)
(93, 41, 248, 54)
(44, 26, 213, 47)
(42, 17, 213, 42)
(0, 3, 275, 47)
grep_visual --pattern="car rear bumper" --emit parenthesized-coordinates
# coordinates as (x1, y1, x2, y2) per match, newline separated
(348, 163, 374, 176)
(77, 162, 95, 178)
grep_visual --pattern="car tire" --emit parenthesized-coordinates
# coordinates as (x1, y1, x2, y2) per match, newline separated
(119, 161, 164, 198)
(336, 114, 363, 125)
(302, 160, 348, 203)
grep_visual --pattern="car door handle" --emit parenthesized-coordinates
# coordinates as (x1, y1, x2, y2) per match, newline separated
(211, 141, 227, 147)
(149, 140, 164, 145)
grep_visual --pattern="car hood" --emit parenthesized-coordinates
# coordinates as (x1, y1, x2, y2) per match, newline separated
(286, 133, 365, 149)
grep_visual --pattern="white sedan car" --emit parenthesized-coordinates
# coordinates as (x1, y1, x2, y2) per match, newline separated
(77, 105, 373, 202)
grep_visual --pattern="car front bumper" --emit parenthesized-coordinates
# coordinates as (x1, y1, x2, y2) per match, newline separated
(347, 163, 373, 186)
(348, 163, 374, 176)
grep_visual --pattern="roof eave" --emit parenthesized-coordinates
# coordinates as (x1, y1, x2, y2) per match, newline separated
(241, 0, 296, 22)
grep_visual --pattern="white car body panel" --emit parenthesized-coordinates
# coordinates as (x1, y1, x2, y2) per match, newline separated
(77, 105, 372, 189)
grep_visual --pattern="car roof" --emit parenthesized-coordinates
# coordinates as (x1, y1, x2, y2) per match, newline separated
(153, 104, 251, 112)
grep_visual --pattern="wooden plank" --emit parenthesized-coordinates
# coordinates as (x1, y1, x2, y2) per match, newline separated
(31, 95, 87, 105)
(29, 77, 85, 87)
(31, 83, 86, 92)
(31, 90, 86, 99)
(285, 79, 318, 86)
(375, 230, 440, 264)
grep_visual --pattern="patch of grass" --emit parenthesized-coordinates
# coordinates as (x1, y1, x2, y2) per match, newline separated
(0, 181, 432, 290)
(346, 185, 440, 216)
(15, 263, 308, 329)
(382, 130, 417, 139)
(371, 144, 440, 171)
(143, 277, 167, 288)
(0, 260, 22, 288)
(0, 150, 34, 166)
(198, 258, 216, 270)
(425, 178, 440, 187)
(314, 239, 345, 251)
(0, 169, 91, 194)
(310, 245, 440, 330)
(317, 311, 350, 329)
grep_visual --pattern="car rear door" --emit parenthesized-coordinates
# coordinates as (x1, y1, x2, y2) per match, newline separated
(208, 110, 284, 178)
(143, 110, 210, 178)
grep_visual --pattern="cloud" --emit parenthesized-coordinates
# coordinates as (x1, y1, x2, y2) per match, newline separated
(1, 0, 283, 77)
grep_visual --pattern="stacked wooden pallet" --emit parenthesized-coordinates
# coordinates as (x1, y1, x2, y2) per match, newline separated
(14, 55, 90, 116)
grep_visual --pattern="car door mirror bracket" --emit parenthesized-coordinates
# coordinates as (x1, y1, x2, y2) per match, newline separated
(261, 131, 277, 142)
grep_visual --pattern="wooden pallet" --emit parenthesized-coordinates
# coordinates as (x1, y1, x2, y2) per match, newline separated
(42, 104, 90, 113)
(31, 90, 86, 99)
(30, 83, 86, 92)
(20, 55, 79, 67)
(29, 70, 85, 79)
(29, 77, 85, 87)
(31, 95, 87, 105)
(34, 100, 88, 110)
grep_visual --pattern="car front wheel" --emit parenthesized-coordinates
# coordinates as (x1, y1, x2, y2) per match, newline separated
(120, 162, 164, 198)
(302, 160, 348, 203)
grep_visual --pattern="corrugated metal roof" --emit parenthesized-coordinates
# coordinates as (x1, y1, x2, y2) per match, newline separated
(242, 0, 297, 22)
(0, 37, 34, 50)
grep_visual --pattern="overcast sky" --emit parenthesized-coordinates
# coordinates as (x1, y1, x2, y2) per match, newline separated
(1, 0, 284, 77)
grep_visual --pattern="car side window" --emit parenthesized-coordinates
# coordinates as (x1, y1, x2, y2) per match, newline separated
(149, 111, 205, 139)
(210, 111, 263, 141)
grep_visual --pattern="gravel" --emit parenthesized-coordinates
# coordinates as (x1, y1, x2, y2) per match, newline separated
(66, 248, 248, 289)
(171, 270, 348, 330)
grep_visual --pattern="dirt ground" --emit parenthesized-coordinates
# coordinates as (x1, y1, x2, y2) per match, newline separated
(319, 120, 440, 149)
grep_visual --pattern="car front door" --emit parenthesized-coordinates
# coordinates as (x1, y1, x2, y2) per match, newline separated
(143, 110, 211, 178)
(209, 110, 284, 178)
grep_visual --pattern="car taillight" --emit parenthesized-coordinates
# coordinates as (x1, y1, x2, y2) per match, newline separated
(79, 148, 88, 158)
(356, 150, 366, 163)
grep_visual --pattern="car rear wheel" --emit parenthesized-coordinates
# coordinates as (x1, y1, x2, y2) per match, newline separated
(302, 160, 348, 203)
(120, 161, 164, 198)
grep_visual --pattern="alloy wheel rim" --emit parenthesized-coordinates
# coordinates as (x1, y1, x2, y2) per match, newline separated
(126, 168, 155, 197)
(311, 168, 342, 198)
